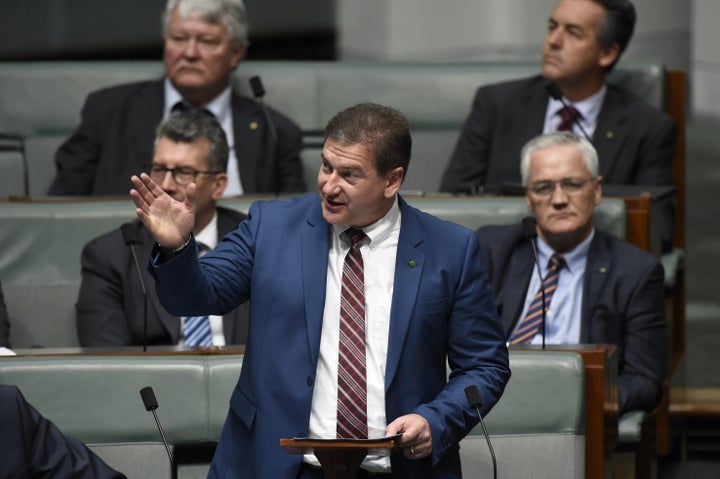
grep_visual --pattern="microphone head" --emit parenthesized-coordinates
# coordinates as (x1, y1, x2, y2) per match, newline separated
(522, 217, 538, 240)
(121, 222, 138, 246)
(249, 76, 265, 99)
(140, 386, 159, 411)
(544, 81, 563, 101)
(464, 385, 483, 409)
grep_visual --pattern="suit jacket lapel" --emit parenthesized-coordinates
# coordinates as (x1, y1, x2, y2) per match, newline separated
(385, 199, 425, 389)
(138, 224, 180, 342)
(231, 94, 265, 193)
(302, 200, 331, 367)
(593, 87, 626, 180)
(132, 81, 165, 170)
(580, 232, 611, 342)
(501, 241, 535, 334)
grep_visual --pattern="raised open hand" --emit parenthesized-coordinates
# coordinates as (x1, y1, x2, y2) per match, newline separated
(130, 173, 196, 249)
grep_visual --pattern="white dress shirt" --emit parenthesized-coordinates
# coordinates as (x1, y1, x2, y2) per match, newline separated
(305, 197, 401, 473)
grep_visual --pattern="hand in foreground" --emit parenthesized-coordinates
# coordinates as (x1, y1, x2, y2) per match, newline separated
(130, 173, 195, 249)
(386, 413, 432, 460)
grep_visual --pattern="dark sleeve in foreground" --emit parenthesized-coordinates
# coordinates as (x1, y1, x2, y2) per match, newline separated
(0, 282, 10, 348)
(0, 385, 126, 478)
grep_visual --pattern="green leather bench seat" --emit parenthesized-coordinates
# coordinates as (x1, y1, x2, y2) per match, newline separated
(461, 351, 586, 479)
(0, 350, 585, 479)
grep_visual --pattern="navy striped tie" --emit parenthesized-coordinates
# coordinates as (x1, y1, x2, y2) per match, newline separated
(336, 228, 368, 439)
(510, 253, 565, 344)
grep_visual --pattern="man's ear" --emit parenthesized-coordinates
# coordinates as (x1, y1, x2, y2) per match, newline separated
(384, 167, 404, 198)
(598, 43, 620, 70)
(212, 173, 228, 201)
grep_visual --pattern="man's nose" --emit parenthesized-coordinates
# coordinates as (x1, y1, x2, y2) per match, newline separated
(550, 183, 570, 205)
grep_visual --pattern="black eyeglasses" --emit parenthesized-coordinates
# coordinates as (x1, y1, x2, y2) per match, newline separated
(527, 177, 595, 197)
(144, 164, 222, 185)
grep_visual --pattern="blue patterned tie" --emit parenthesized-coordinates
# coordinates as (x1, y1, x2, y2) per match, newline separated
(183, 242, 212, 347)
(509, 253, 565, 344)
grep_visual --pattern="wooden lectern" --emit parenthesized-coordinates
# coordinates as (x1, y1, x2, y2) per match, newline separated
(280, 437, 397, 479)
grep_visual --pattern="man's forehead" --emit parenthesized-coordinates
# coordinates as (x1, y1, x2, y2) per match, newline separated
(529, 145, 589, 177)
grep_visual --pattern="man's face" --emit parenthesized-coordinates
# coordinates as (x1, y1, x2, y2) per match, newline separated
(163, 8, 244, 104)
(525, 143, 601, 250)
(317, 139, 403, 228)
(151, 136, 227, 226)
(541, 0, 618, 87)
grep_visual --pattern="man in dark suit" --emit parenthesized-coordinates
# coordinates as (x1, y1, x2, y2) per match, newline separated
(441, 0, 676, 248)
(76, 109, 248, 347)
(130, 103, 510, 478)
(477, 131, 665, 414)
(0, 384, 125, 478)
(49, 0, 305, 197)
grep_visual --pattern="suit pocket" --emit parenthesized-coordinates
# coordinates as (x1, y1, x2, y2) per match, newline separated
(229, 386, 257, 430)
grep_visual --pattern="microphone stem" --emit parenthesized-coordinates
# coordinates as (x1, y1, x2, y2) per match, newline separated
(152, 409, 174, 466)
(475, 406, 497, 479)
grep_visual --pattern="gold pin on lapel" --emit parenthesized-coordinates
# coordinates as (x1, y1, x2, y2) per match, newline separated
(249, 121, 259, 130)
(598, 267, 607, 274)
(409, 260, 417, 268)
(605, 131, 614, 139)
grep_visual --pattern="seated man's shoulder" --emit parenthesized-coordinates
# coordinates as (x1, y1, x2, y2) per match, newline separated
(605, 83, 675, 127)
(86, 79, 161, 106)
(477, 75, 545, 96)
(598, 230, 662, 271)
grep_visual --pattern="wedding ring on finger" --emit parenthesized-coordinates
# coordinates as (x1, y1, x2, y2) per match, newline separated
(410, 446, 415, 455)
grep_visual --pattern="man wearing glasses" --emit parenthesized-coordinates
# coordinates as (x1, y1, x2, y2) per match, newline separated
(476, 131, 666, 414)
(76, 110, 249, 347)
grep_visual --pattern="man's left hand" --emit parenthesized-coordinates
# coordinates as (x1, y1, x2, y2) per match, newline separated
(386, 413, 432, 459)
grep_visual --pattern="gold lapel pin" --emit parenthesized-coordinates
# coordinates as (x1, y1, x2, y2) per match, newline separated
(605, 131, 614, 139)
(598, 267, 607, 274)
(409, 260, 417, 268)
(249, 121, 259, 130)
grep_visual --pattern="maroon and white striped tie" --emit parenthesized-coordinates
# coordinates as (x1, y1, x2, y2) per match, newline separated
(336, 228, 368, 439)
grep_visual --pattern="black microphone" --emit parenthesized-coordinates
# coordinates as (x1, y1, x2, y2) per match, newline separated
(121, 222, 149, 352)
(464, 385, 497, 479)
(140, 386, 174, 470)
(249, 76, 278, 141)
(522, 217, 547, 350)
(545, 82, 593, 144)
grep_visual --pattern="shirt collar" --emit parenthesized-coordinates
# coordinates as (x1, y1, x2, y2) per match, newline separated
(163, 77, 232, 121)
(331, 196, 401, 248)
(548, 83, 607, 126)
(536, 227, 595, 273)
(195, 211, 219, 250)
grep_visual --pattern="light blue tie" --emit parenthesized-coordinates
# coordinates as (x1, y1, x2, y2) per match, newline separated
(183, 242, 212, 347)
(184, 315, 212, 347)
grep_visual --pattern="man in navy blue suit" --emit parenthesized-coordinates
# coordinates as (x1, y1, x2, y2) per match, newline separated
(130, 103, 510, 478)
(476, 131, 666, 414)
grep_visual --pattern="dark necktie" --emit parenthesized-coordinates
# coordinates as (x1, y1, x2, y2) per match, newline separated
(336, 228, 368, 439)
(509, 253, 565, 344)
(556, 106, 581, 132)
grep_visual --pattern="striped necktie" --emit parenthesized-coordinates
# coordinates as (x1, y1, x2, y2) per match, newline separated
(509, 253, 565, 344)
(183, 242, 212, 347)
(556, 105, 581, 132)
(336, 228, 368, 439)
